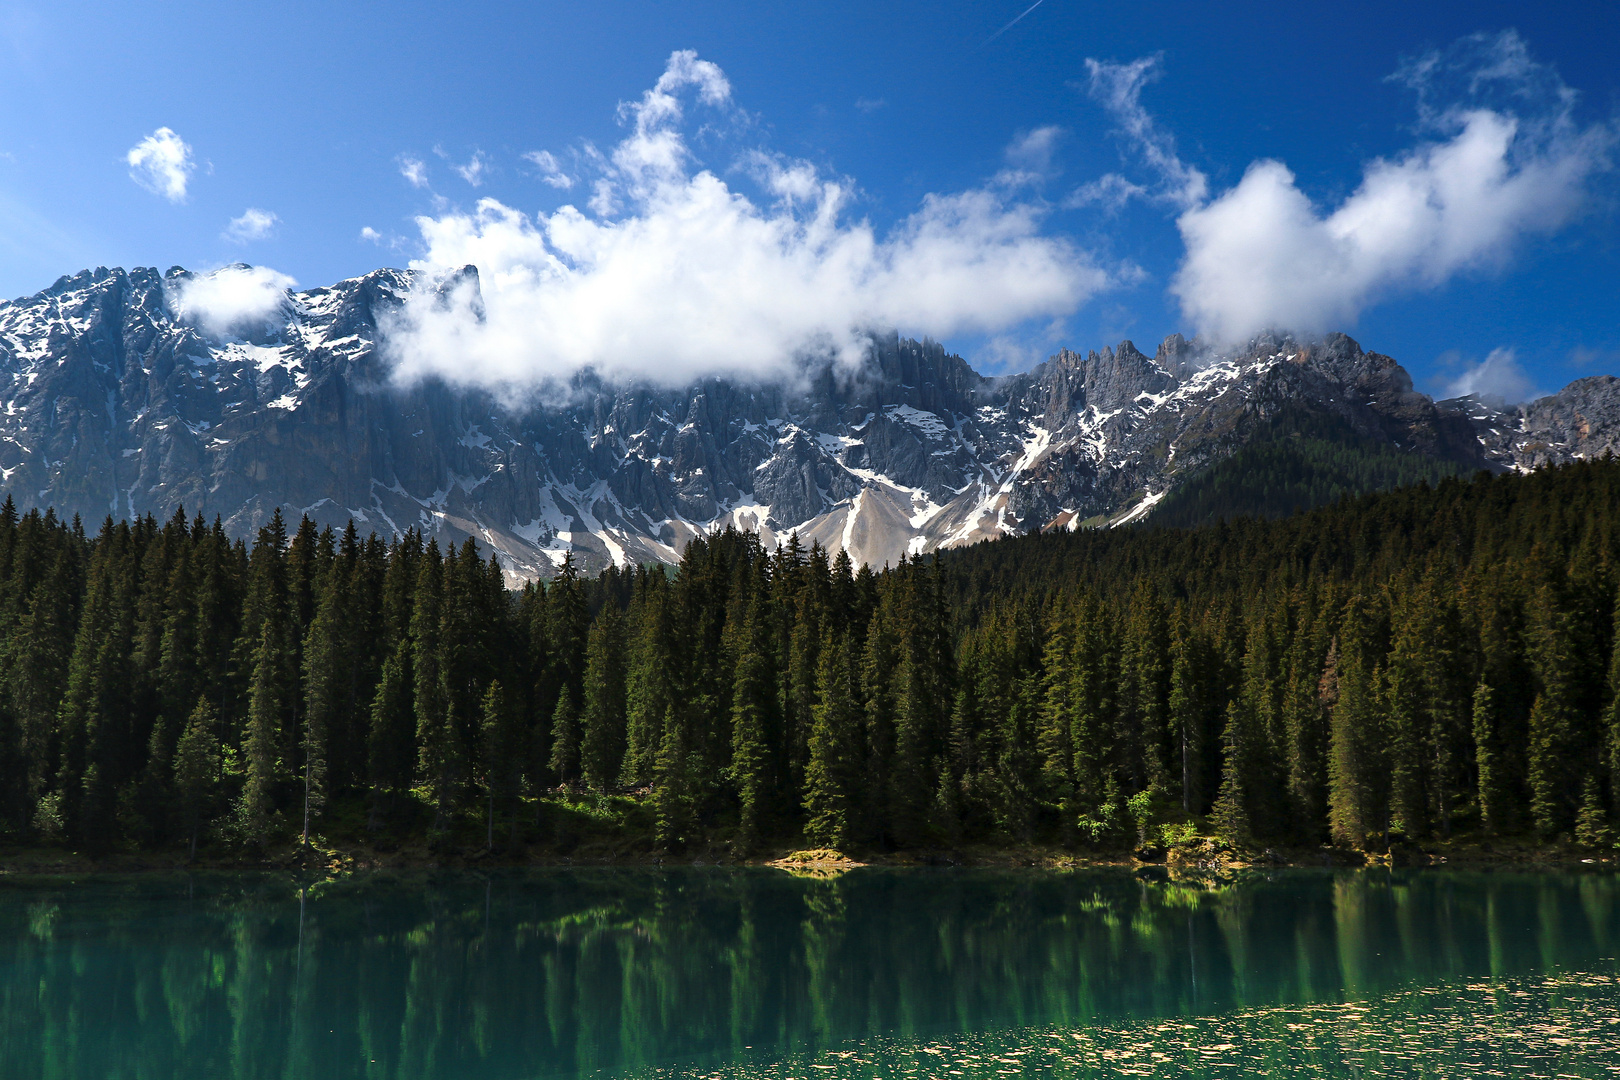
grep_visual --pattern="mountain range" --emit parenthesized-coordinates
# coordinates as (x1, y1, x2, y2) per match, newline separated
(0, 264, 1615, 578)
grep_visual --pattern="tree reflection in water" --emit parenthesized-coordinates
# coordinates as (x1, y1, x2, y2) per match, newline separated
(0, 867, 1615, 1079)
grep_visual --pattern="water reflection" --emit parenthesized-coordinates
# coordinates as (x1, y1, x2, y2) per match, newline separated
(0, 868, 1615, 1079)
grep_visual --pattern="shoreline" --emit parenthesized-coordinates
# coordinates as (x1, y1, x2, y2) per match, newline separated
(1, 833, 1615, 879)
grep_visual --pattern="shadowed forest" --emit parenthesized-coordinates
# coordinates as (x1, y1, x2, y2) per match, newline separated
(0, 459, 1617, 858)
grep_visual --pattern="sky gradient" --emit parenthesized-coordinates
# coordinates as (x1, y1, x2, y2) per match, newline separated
(0, 0, 1614, 400)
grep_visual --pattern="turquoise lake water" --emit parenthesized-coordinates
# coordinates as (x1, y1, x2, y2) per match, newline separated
(0, 867, 1617, 1078)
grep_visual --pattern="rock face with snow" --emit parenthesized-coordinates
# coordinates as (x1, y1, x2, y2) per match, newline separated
(0, 265, 1607, 578)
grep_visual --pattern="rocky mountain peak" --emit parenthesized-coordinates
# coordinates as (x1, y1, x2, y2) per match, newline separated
(0, 264, 1606, 578)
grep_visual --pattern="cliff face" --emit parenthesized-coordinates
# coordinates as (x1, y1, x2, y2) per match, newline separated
(0, 265, 1602, 577)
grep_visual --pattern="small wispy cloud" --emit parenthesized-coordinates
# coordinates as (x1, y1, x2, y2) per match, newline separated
(1083, 56, 1208, 210)
(996, 126, 1064, 187)
(523, 149, 574, 189)
(854, 97, 886, 114)
(223, 207, 278, 243)
(360, 226, 382, 243)
(127, 127, 194, 202)
(1066, 173, 1147, 212)
(398, 155, 429, 188)
(1570, 345, 1619, 369)
(451, 149, 489, 187)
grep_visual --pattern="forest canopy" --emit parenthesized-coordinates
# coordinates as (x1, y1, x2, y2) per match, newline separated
(0, 458, 1616, 857)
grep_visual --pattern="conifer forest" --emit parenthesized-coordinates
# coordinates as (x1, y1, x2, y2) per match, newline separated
(1, 459, 1618, 858)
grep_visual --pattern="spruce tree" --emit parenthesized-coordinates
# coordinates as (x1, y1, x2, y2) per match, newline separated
(173, 698, 222, 859)
(478, 680, 521, 849)
(240, 619, 286, 845)
(654, 702, 693, 849)
(804, 630, 862, 849)
(368, 641, 415, 827)
(413, 542, 458, 834)
(728, 602, 776, 850)
(579, 605, 628, 793)
(549, 692, 580, 790)
(1473, 679, 1508, 835)
(622, 577, 674, 787)
(1327, 610, 1388, 849)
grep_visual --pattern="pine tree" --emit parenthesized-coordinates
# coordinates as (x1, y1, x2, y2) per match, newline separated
(1210, 699, 1254, 847)
(478, 680, 521, 850)
(173, 698, 221, 859)
(1327, 606, 1388, 849)
(1120, 580, 1172, 794)
(728, 601, 776, 850)
(549, 692, 580, 790)
(1036, 599, 1078, 823)
(860, 607, 898, 845)
(579, 605, 628, 793)
(1526, 565, 1601, 837)
(240, 619, 286, 845)
(804, 629, 862, 849)
(654, 702, 693, 849)
(1473, 679, 1509, 835)
(56, 521, 137, 848)
(1169, 613, 1206, 816)
(622, 577, 674, 787)
(1575, 772, 1613, 849)
(413, 542, 459, 834)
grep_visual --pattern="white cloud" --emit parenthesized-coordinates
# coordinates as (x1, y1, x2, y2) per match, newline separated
(381, 51, 1109, 397)
(451, 149, 489, 187)
(399, 156, 429, 188)
(854, 97, 886, 114)
(360, 226, 382, 242)
(997, 126, 1064, 187)
(1161, 32, 1613, 344)
(168, 265, 297, 337)
(523, 149, 574, 189)
(1445, 347, 1538, 405)
(223, 207, 278, 243)
(1083, 56, 1207, 210)
(1066, 172, 1146, 212)
(126, 127, 194, 202)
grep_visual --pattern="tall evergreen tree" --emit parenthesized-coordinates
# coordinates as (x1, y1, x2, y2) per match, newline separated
(579, 605, 628, 793)
(803, 628, 862, 849)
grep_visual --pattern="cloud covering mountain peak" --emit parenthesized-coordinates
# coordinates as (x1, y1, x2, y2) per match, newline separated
(377, 51, 1111, 398)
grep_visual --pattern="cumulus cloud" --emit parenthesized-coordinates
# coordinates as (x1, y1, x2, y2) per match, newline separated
(126, 127, 194, 202)
(168, 265, 297, 337)
(1161, 31, 1613, 344)
(223, 207, 278, 243)
(382, 50, 1109, 397)
(1445, 347, 1539, 405)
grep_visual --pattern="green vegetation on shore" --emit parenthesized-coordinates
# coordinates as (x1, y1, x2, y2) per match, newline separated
(0, 459, 1618, 864)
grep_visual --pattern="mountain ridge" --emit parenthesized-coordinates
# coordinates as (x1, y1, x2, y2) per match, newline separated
(0, 263, 1613, 578)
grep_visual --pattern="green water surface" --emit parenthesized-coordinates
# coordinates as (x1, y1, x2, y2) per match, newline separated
(0, 867, 1617, 1078)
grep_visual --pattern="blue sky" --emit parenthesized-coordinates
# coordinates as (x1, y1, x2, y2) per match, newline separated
(0, 0, 1615, 400)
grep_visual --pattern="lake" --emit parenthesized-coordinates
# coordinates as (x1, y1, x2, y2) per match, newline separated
(0, 866, 1616, 1078)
